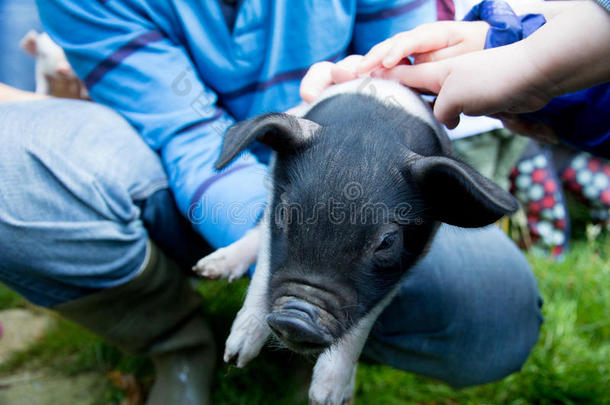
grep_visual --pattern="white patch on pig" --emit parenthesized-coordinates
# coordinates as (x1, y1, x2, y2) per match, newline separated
(293, 77, 437, 129)
(193, 225, 259, 282)
(309, 286, 400, 405)
(20, 30, 89, 99)
(223, 199, 273, 368)
(21, 31, 72, 94)
(284, 101, 311, 118)
(342, 364, 357, 405)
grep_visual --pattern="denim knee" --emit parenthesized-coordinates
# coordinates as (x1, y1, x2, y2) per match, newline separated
(363, 225, 543, 388)
(0, 99, 167, 306)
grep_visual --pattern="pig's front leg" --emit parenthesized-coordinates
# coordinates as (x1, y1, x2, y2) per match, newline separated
(309, 289, 399, 405)
(342, 366, 357, 405)
(309, 336, 360, 405)
(223, 216, 271, 368)
(310, 363, 357, 405)
(193, 226, 260, 282)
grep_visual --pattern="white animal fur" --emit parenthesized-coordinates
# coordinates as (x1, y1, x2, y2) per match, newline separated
(222, 205, 272, 368)
(192, 226, 259, 282)
(20, 30, 89, 99)
(20, 31, 72, 94)
(308, 286, 400, 404)
(289, 77, 436, 128)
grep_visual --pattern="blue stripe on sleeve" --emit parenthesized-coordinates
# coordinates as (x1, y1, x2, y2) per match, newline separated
(188, 163, 257, 212)
(217, 48, 346, 101)
(84, 30, 164, 89)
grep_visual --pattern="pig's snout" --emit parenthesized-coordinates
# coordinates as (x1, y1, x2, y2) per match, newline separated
(267, 298, 334, 352)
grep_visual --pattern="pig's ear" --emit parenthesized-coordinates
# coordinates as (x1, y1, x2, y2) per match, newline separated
(20, 30, 39, 56)
(215, 113, 320, 170)
(410, 156, 519, 227)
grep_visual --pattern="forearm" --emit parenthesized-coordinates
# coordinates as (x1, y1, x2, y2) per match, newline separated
(521, 1, 610, 98)
(509, 0, 580, 20)
(161, 119, 269, 249)
(0, 83, 48, 103)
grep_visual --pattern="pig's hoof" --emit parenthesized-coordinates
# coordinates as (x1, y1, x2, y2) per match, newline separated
(309, 398, 353, 405)
(192, 248, 249, 282)
(309, 387, 347, 405)
(224, 309, 270, 368)
(309, 363, 356, 405)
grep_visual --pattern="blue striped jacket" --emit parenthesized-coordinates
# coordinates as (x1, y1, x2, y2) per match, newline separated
(36, 0, 437, 248)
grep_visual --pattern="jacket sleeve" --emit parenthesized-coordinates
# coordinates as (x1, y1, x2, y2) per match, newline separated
(36, 0, 267, 249)
(352, 0, 438, 54)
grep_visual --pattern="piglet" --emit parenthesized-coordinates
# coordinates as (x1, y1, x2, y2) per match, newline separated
(194, 78, 518, 405)
(20, 30, 89, 99)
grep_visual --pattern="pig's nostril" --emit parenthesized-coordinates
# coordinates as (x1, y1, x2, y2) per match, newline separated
(282, 298, 319, 322)
(266, 304, 333, 349)
(267, 313, 331, 346)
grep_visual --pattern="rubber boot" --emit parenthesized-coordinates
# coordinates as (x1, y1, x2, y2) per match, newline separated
(52, 241, 215, 405)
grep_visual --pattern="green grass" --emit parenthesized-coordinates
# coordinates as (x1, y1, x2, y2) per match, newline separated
(354, 235, 610, 405)
(1, 234, 608, 404)
(0, 284, 26, 309)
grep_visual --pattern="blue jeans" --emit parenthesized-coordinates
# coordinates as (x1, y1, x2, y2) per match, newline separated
(0, 99, 542, 387)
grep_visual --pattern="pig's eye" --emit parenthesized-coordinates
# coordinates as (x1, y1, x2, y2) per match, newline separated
(376, 232, 398, 251)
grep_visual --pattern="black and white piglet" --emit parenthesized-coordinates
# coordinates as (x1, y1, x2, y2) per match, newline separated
(193, 78, 518, 405)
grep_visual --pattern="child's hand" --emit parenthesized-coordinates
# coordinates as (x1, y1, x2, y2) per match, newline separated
(371, 44, 554, 129)
(300, 55, 363, 102)
(357, 21, 489, 74)
(495, 114, 558, 144)
(299, 53, 414, 103)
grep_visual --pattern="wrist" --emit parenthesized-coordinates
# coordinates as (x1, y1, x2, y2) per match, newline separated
(519, 1, 610, 98)
(509, 40, 558, 110)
